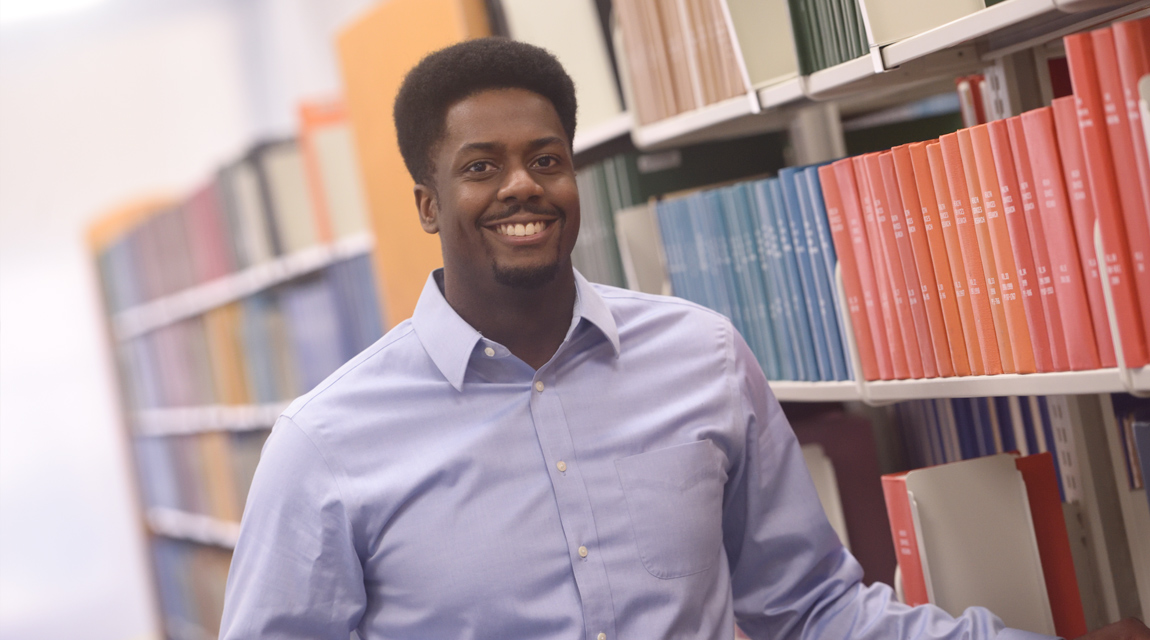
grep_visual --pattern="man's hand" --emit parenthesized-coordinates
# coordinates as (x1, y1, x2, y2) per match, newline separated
(1077, 618, 1150, 640)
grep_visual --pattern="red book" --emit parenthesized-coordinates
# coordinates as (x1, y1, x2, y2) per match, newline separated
(1112, 18, 1150, 228)
(1015, 453, 1087, 640)
(940, 133, 1001, 374)
(958, 130, 1010, 373)
(911, 142, 971, 376)
(1065, 32, 1149, 368)
(881, 471, 929, 606)
(855, 155, 911, 379)
(1093, 28, 1150, 355)
(988, 121, 1052, 372)
(1052, 95, 1118, 367)
(971, 124, 1036, 374)
(834, 159, 894, 380)
(1022, 106, 1102, 371)
(870, 152, 930, 378)
(819, 165, 880, 381)
(883, 151, 940, 378)
(1007, 115, 1070, 372)
(926, 142, 983, 375)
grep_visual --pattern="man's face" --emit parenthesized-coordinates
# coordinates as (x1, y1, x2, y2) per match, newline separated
(417, 88, 580, 291)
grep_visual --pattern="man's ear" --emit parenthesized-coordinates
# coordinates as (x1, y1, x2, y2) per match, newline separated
(414, 183, 439, 234)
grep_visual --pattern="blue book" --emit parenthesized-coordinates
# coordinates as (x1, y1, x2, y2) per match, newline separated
(779, 168, 831, 380)
(701, 191, 738, 324)
(994, 397, 1017, 453)
(768, 179, 819, 381)
(750, 180, 800, 380)
(684, 195, 719, 312)
(1034, 396, 1065, 501)
(719, 186, 780, 378)
(279, 275, 347, 392)
(1134, 421, 1150, 513)
(654, 199, 691, 301)
(1019, 396, 1040, 456)
(950, 398, 977, 460)
(802, 166, 851, 380)
(733, 183, 784, 380)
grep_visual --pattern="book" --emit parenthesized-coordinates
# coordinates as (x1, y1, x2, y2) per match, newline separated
(299, 100, 371, 241)
(1111, 18, 1150, 228)
(1051, 95, 1118, 367)
(1065, 32, 1149, 368)
(940, 133, 1002, 375)
(1006, 116, 1069, 372)
(909, 142, 970, 376)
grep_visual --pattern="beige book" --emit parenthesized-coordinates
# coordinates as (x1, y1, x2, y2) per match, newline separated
(259, 142, 319, 254)
(860, 0, 984, 46)
(724, 0, 800, 89)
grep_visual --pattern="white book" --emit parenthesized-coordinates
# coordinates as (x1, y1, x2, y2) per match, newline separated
(858, 0, 984, 47)
(614, 203, 671, 295)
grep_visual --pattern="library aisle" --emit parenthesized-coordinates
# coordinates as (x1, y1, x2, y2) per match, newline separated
(0, 1, 372, 638)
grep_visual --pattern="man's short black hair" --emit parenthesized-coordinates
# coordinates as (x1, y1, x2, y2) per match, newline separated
(393, 37, 578, 186)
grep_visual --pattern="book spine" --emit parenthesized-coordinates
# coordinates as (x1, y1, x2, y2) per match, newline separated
(770, 179, 821, 380)
(959, 129, 1016, 372)
(940, 133, 1002, 374)
(926, 142, 983, 375)
(881, 473, 930, 606)
(818, 165, 880, 380)
(893, 145, 954, 377)
(781, 169, 833, 379)
(865, 154, 926, 378)
(799, 169, 849, 380)
(910, 142, 971, 376)
(976, 122, 1041, 373)
(804, 168, 851, 380)
(1092, 28, 1150, 358)
(1052, 96, 1118, 367)
(1111, 18, 1150, 231)
(751, 181, 801, 380)
(834, 159, 895, 380)
(1065, 33, 1149, 367)
(855, 156, 910, 379)
(1008, 116, 1070, 372)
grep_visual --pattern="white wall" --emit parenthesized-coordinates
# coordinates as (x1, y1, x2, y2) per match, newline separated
(0, 0, 372, 637)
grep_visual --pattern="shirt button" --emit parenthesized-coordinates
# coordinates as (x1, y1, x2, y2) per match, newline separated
(578, 545, 588, 558)
(598, 634, 606, 640)
(556, 461, 567, 472)
(484, 347, 495, 357)
(534, 381, 545, 392)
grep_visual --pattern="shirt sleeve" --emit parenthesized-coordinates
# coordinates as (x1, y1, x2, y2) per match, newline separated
(219, 415, 366, 639)
(721, 329, 1060, 640)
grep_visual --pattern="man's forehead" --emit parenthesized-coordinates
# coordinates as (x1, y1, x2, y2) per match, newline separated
(442, 88, 565, 146)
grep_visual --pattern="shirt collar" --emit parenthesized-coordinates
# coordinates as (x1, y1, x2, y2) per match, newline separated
(411, 269, 620, 391)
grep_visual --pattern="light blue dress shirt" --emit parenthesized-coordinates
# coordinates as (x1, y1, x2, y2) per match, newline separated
(219, 269, 1057, 640)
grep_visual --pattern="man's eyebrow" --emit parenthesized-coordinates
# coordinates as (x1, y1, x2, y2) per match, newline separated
(456, 136, 564, 155)
(458, 141, 503, 154)
(526, 136, 564, 152)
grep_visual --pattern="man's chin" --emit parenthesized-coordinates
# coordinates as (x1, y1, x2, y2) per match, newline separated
(492, 261, 562, 290)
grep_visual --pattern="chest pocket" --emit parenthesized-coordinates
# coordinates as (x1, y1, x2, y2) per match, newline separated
(615, 440, 724, 579)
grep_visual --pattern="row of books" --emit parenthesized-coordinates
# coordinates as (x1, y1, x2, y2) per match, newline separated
(788, 0, 869, 74)
(822, 18, 1150, 381)
(572, 154, 646, 289)
(96, 100, 370, 314)
(136, 430, 268, 524)
(152, 538, 232, 640)
(893, 395, 1074, 498)
(655, 168, 852, 382)
(117, 254, 382, 411)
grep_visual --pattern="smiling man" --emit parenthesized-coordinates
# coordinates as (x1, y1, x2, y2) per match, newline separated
(218, 38, 1147, 640)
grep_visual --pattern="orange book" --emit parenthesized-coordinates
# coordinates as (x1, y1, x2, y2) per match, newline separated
(1112, 19, 1150, 226)
(1092, 28, 1150, 356)
(959, 129, 1013, 372)
(973, 123, 1038, 374)
(893, 145, 954, 376)
(297, 101, 341, 244)
(1007, 115, 1069, 371)
(867, 153, 927, 378)
(1065, 33, 1149, 368)
(1015, 453, 1088, 640)
(1052, 96, 1118, 367)
(833, 159, 894, 380)
(819, 165, 880, 381)
(925, 143, 982, 375)
(881, 151, 938, 378)
(881, 471, 929, 606)
(1022, 107, 1102, 371)
(856, 155, 912, 379)
(940, 132, 1002, 374)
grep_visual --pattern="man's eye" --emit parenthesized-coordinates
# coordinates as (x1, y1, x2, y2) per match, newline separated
(534, 155, 559, 168)
(466, 161, 494, 173)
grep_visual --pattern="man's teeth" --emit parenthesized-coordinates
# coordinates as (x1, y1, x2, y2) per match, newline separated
(496, 221, 546, 236)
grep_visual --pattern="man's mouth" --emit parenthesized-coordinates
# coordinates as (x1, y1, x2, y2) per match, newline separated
(493, 220, 550, 237)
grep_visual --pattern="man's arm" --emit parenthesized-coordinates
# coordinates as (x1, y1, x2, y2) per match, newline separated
(721, 327, 1054, 640)
(219, 416, 366, 639)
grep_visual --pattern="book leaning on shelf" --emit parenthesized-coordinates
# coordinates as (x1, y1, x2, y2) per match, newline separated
(89, 97, 387, 640)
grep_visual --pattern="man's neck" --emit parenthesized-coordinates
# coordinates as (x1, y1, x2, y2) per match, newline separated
(441, 268, 577, 370)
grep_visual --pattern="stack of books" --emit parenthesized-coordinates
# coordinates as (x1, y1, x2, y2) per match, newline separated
(787, 0, 869, 74)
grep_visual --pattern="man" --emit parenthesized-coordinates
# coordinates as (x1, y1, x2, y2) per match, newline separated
(219, 38, 1148, 640)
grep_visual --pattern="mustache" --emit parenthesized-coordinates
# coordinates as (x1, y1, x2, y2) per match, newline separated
(481, 202, 565, 225)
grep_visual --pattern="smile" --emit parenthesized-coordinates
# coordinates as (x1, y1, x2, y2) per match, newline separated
(494, 220, 550, 237)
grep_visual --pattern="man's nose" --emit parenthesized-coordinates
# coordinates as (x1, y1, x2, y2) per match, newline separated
(498, 164, 545, 202)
